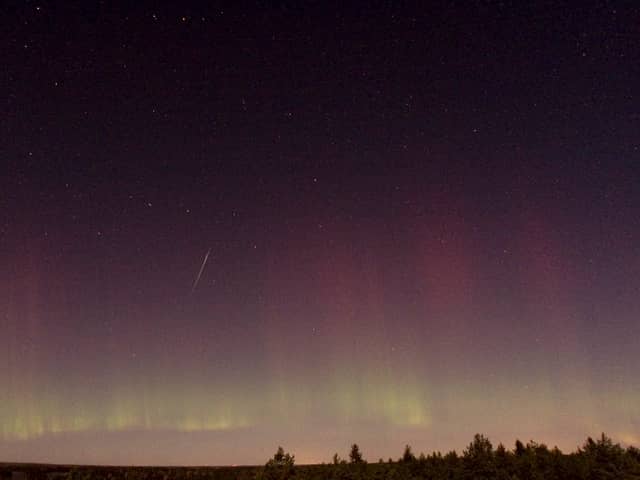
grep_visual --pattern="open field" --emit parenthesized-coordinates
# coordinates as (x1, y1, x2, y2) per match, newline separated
(0, 464, 259, 480)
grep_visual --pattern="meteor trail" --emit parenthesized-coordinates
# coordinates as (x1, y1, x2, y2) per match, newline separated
(191, 248, 211, 293)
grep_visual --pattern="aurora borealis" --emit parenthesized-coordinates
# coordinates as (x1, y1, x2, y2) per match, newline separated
(2, 1, 640, 466)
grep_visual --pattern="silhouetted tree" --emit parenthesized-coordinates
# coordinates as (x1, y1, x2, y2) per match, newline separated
(402, 445, 416, 463)
(494, 443, 510, 470)
(262, 446, 295, 480)
(462, 434, 495, 479)
(627, 445, 640, 463)
(515, 439, 526, 457)
(549, 445, 570, 480)
(349, 444, 364, 464)
(580, 433, 626, 479)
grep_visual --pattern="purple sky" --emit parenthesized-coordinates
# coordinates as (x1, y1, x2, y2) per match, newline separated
(2, 2, 639, 465)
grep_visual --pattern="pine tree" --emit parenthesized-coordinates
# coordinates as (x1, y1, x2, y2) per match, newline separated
(349, 444, 364, 464)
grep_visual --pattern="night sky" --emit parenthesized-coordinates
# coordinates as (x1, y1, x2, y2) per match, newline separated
(2, 1, 640, 466)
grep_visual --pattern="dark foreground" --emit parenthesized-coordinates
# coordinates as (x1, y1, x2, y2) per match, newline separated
(2, 433, 639, 479)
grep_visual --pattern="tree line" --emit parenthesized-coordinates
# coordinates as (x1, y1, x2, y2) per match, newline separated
(260, 433, 640, 480)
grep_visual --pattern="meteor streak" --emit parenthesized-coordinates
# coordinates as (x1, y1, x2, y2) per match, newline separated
(191, 248, 211, 293)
